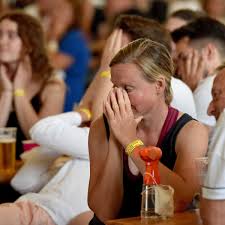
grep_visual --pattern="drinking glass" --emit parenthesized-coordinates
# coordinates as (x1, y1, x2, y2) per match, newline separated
(0, 127, 17, 182)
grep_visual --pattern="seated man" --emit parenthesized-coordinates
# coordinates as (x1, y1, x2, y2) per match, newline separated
(200, 64, 225, 225)
(172, 17, 225, 127)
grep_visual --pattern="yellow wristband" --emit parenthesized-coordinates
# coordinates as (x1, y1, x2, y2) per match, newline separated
(14, 89, 25, 97)
(80, 108, 92, 120)
(125, 139, 144, 156)
(99, 70, 111, 78)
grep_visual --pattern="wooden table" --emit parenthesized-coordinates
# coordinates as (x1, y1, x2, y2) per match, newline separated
(107, 210, 202, 225)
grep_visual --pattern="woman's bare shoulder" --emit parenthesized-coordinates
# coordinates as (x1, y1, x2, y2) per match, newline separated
(176, 118, 209, 155)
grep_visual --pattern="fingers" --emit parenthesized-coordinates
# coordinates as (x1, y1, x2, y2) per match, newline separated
(104, 97, 114, 121)
(184, 51, 192, 76)
(191, 50, 198, 74)
(106, 29, 122, 52)
(176, 48, 206, 90)
(108, 29, 118, 50)
(104, 87, 133, 121)
(114, 29, 123, 53)
(110, 89, 120, 115)
(100, 29, 123, 69)
(122, 89, 132, 112)
(0, 64, 7, 76)
(116, 88, 126, 116)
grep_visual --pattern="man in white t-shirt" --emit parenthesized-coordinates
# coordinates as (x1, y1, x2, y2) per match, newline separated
(200, 66, 225, 225)
(172, 17, 225, 127)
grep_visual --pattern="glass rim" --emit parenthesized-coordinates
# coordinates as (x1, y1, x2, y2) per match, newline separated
(195, 156, 209, 164)
(0, 127, 17, 131)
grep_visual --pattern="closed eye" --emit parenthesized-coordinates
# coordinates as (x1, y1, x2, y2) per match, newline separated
(125, 86, 133, 92)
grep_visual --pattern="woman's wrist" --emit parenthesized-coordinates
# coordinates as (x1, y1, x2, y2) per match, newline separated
(14, 88, 25, 97)
(76, 107, 92, 122)
(125, 139, 144, 156)
(99, 70, 111, 78)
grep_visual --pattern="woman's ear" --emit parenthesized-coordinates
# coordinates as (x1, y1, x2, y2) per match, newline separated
(155, 76, 166, 95)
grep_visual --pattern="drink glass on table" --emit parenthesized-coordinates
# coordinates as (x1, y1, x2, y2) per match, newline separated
(0, 127, 17, 182)
(194, 157, 209, 208)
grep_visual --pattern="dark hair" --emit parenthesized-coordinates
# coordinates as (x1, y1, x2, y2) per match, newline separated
(171, 17, 225, 44)
(114, 14, 172, 53)
(169, 9, 205, 22)
(0, 10, 53, 80)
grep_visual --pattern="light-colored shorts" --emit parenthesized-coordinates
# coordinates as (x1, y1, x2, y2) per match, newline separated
(0, 201, 55, 225)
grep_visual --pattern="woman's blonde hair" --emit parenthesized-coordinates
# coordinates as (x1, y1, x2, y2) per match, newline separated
(110, 38, 174, 105)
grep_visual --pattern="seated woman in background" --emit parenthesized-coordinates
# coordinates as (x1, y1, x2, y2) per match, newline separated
(88, 38, 209, 224)
(37, 0, 90, 112)
(0, 11, 65, 159)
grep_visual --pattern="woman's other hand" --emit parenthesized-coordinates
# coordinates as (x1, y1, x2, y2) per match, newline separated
(0, 63, 13, 92)
(99, 29, 123, 71)
(13, 55, 32, 90)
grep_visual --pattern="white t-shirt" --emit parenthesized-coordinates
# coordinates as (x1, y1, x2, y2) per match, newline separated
(171, 77, 197, 118)
(15, 112, 91, 225)
(194, 75, 216, 127)
(17, 159, 90, 225)
(202, 109, 225, 200)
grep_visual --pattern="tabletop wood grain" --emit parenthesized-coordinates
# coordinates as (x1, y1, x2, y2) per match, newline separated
(106, 210, 202, 225)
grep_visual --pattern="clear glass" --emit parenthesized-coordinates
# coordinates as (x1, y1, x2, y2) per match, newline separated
(0, 127, 17, 182)
(141, 185, 160, 219)
(194, 157, 209, 208)
(195, 157, 209, 187)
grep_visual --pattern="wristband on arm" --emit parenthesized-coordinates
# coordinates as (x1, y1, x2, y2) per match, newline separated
(79, 108, 92, 121)
(99, 70, 111, 78)
(125, 139, 144, 156)
(14, 89, 25, 97)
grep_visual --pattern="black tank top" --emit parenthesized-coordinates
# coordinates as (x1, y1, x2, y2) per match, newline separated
(90, 111, 194, 224)
(6, 94, 42, 159)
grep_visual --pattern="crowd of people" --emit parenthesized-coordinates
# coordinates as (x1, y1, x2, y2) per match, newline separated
(0, 0, 225, 225)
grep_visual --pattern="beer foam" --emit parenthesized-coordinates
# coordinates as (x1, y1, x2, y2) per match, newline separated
(0, 138, 16, 143)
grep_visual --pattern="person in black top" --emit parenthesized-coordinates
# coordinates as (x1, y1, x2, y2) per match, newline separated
(0, 11, 65, 159)
(88, 38, 208, 224)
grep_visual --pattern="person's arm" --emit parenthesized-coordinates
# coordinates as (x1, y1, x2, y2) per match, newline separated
(80, 0, 95, 39)
(49, 51, 74, 70)
(14, 78, 65, 139)
(104, 87, 209, 212)
(160, 120, 208, 210)
(13, 56, 66, 139)
(88, 116, 124, 222)
(78, 29, 122, 121)
(30, 111, 89, 159)
(0, 64, 13, 127)
(127, 120, 208, 211)
(0, 90, 13, 127)
(200, 199, 225, 225)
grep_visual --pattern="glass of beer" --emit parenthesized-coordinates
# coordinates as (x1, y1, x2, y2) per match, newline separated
(0, 127, 17, 182)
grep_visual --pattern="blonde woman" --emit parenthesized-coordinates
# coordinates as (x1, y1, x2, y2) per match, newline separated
(88, 38, 208, 224)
